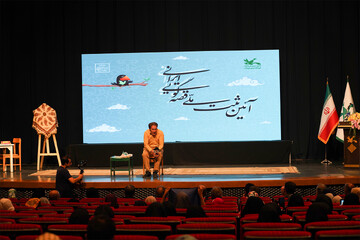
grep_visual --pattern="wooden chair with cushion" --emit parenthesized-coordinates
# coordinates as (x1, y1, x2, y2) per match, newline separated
(0, 138, 22, 171)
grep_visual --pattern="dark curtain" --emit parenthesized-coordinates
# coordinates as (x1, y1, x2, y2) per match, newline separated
(1, 0, 359, 164)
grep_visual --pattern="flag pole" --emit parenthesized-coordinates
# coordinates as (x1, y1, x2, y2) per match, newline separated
(321, 77, 332, 165)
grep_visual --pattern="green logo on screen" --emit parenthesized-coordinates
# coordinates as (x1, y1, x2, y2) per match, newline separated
(244, 58, 261, 69)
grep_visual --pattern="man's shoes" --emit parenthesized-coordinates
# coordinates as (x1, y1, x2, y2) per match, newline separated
(143, 171, 151, 178)
(153, 170, 158, 178)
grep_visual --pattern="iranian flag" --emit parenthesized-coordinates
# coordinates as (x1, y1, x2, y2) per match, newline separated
(336, 78, 356, 143)
(318, 82, 339, 144)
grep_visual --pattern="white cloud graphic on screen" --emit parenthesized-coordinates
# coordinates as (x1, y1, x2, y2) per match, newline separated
(227, 77, 263, 87)
(173, 56, 189, 60)
(107, 104, 130, 110)
(175, 117, 189, 121)
(260, 121, 271, 124)
(88, 124, 121, 132)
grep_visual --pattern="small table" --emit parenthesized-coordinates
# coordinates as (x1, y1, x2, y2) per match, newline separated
(110, 154, 133, 176)
(0, 144, 14, 173)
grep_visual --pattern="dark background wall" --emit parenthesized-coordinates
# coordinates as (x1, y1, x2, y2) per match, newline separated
(1, 0, 359, 165)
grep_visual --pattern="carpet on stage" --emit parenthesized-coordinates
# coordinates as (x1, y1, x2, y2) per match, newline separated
(30, 166, 299, 176)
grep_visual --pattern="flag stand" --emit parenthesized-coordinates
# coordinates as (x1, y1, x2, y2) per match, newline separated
(321, 144, 332, 165)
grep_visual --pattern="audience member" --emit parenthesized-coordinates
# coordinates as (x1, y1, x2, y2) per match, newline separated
(248, 191, 259, 197)
(25, 198, 41, 209)
(244, 183, 255, 197)
(287, 193, 304, 207)
(175, 191, 192, 209)
(173, 235, 197, 240)
(39, 197, 50, 205)
(124, 184, 135, 198)
(185, 205, 207, 218)
(351, 187, 360, 198)
(145, 202, 167, 217)
(105, 194, 119, 209)
(161, 185, 206, 206)
(241, 196, 264, 217)
(344, 183, 355, 196)
(163, 201, 177, 216)
(145, 196, 157, 205)
(332, 195, 342, 204)
(212, 197, 224, 205)
(155, 185, 165, 198)
(87, 215, 115, 240)
(49, 190, 60, 200)
(0, 198, 15, 211)
(8, 188, 16, 198)
(257, 202, 281, 222)
(306, 202, 329, 223)
(210, 186, 223, 199)
(343, 193, 360, 205)
(69, 207, 90, 224)
(316, 183, 327, 195)
(35, 232, 60, 240)
(86, 187, 100, 198)
(283, 181, 296, 198)
(315, 194, 333, 213)
(249, 185, 261, 196)
(94, 205, 114, 218)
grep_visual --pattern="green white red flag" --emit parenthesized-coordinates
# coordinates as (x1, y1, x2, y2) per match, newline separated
(318, 82, 339, 144)
(336, 78, 356, 143)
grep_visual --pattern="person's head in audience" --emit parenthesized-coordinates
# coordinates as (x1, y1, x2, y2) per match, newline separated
(124, 184, 135, 198)
(32, 188, 46, 198)
(134, 200, 147, 206)
(241, 196, 264, 217)
(145, 202, 167, 217)
(0, 198, 15, 211)
(69, 207, 89, 224)
(105, 194, 119, 209)
(351, 187, 360, 198)
(8, 188, 16, 198)
(145, 196, 157, 205)
(163, 201, 177, 216)
(175, 191, 191, 209)
(212, 197, 224, 205)
(244, 183, 255, 197)
(315, 194, 333, 213)
(257, 202, 281, 222)
(249, 186, 261, 196)
(94, 205, 114, 218)
(343, 193, 360, 205)
(49, 190, 60, 200)
(185, 205, 207, 218)
(156, 185, 165, 198)
(281, 186, 285, 196)
(344, 183, 355, 196)
(86, 187, 100, 198)
(284, 181, 296, 197)
(287, 193, 304, 207)
(316, 183, 327, 195)
(39, 197, 50, 205)
(306, 202, 329, 223)
(35, 232, 60, 240)
(25, 198, 41, 209)
(248, 191, 259, 197)
(173, 235, 197, 240)
(210, 186, 223, 199)
(87, 214, 115, 240)
(332, 195, 342, 204)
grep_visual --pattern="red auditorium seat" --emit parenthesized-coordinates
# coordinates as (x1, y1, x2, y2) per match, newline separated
(332, 205, 360, 213)
(18, 217, 68, 231)
(0, 224, 42, 239)
(315, 229, 360, 239)
(206, 212, 240, 218)
(184, 217, 236, 224)
(113, 206, 147, 216)
(341, 208, 360, 218)
(240, 214, 293, 223)
(47, 224, 87, 238)
(113, 235, 159, 240)
(0, 213, 39, 222)
(243, 230, 312, 239)
(37, 206, 73, 213)
(166, 233, 236, 240)
(241, 222, 302, 238)
(42, 213, 72, 218)
(304, 221, 360, 237)
(18, 210, 57, 216)
(15, 236, 83, 240)
(176, 223, 236, 235)
(295, 214, 348, 224)
(52, 202, 88, 207)
(115, 224, 172, 239)
(286, 206, 309, 216)
(0, 236, 10, 240)
(352, 215, 360, 221)
(202, 206, 239, 213)
(0, 218, 16, 224)
(79, 197, 105, 203)
(14, 206, 34, 212)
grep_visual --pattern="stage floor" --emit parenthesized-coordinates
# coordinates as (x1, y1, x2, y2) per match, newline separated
(1, 159, 359, 189)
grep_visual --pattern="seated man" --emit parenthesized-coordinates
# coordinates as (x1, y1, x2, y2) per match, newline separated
(142, 122, 164, 178)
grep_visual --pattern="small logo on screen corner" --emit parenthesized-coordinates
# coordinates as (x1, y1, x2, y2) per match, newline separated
(95, 63, 110, 73)
(244, 58, 261, 69)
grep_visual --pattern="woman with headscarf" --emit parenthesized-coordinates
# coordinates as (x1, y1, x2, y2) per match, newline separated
(241, 196, 264, 217)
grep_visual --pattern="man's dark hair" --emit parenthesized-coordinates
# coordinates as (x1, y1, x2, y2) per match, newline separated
(94, 205, 114, 218)
(285, 181, 297, 194)
(87, 215, 115, 240)
(69, 207, 89, 224)
(155, 185, 165, 198)
(124, 184, 135, 198)
(244, 183, 255, 196)
(60, 156, 70, 165)
(210, 186, 223, 199)
(148, 122, 158, 129)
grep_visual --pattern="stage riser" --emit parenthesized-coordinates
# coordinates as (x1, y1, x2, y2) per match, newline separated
(68, 141, 292, 167)
(0, 185, 345, 200)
